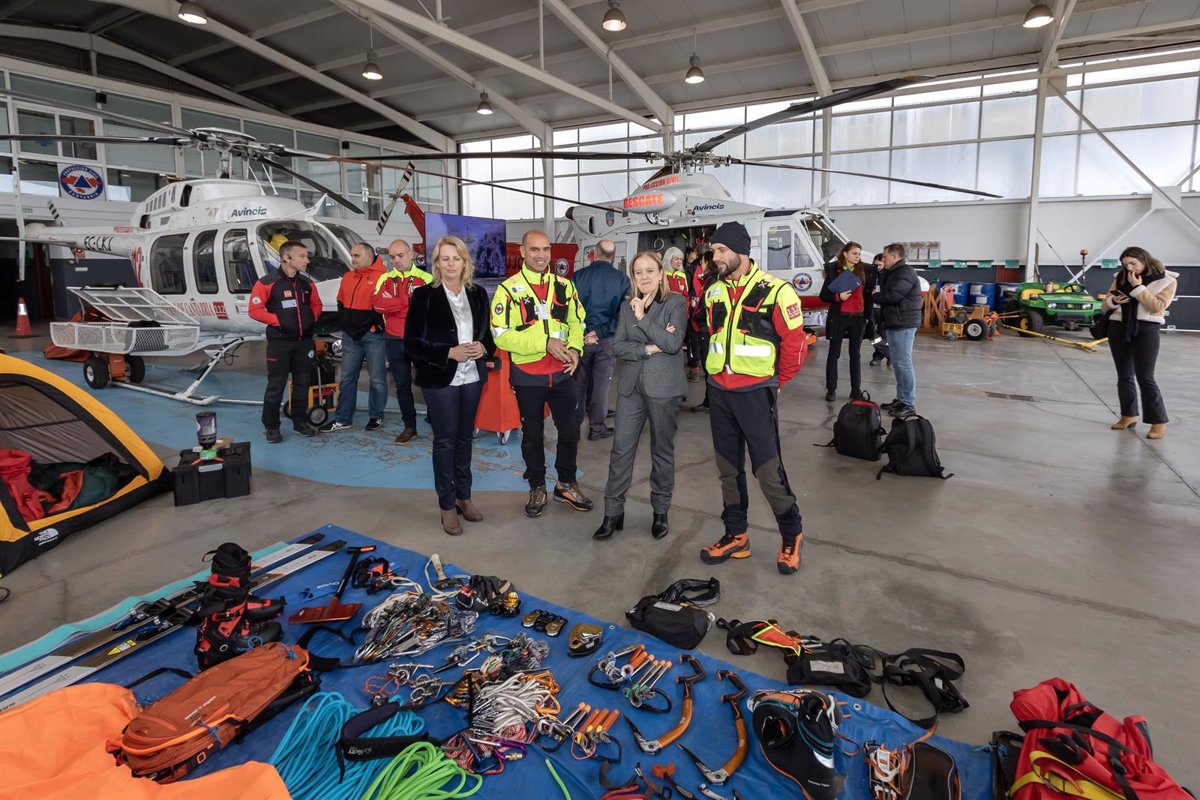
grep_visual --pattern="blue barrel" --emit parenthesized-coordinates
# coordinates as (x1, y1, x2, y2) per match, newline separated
(969, 283, 997, 309)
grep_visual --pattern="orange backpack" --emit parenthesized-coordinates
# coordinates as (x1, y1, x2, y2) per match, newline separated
(107, 642, 321, 783)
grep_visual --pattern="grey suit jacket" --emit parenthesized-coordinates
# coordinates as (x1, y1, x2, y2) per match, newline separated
(612, 292, 688, 399)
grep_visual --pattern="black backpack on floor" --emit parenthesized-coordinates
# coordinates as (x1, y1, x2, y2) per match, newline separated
(876, 415, 953, 479)
(819, 393, 885, 461)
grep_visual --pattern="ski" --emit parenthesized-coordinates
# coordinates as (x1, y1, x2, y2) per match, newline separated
(0, 538, 347, 711)
(0, 533, 324, 699)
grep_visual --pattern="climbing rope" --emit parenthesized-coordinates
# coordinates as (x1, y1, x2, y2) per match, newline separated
(360, 741, 482, 800)
(269, 692, 425, 800)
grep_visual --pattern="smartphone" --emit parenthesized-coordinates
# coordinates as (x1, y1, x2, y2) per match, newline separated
(1110, 289, 1127, 299)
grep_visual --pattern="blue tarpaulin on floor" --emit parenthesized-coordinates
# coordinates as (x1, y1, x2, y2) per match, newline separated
(8, 525, 993, 799)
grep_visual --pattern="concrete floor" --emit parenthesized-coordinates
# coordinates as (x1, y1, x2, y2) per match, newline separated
(1, 326, 1197, 777)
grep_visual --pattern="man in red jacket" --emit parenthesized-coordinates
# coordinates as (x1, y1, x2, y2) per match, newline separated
(373, 238, 432, 444)
(322, 243, 387, 433)
(248, 241, 323, 443)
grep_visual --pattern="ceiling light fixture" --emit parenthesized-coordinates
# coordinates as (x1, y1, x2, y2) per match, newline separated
(476, 92, 495, 115)
(361, 21, 383, 80)
(1022, 2, 1055, 28)
(602, 0, 627, 32)
(684, 54, 705, 84)
(177, 1, 208, 24)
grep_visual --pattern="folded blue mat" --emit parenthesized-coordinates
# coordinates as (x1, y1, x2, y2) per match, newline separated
(43, 525, 993, 798)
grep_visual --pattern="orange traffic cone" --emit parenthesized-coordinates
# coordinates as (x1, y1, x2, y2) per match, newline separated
(13, 297, 33, 338)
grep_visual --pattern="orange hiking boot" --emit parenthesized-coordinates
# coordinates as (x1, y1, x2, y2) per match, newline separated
(701, 532, 750, 564)
(777, 536, 803, 575)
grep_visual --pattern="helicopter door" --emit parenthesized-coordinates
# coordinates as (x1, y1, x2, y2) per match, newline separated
(220, 228, 257, 296)
(760, 220, 822, 300)
(191, 230, 220, 295)
(148, 233, 189, 296)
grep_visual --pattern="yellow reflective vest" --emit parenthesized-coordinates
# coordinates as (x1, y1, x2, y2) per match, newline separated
(704, 261, 803, 379)
(490, 263, 585, 365)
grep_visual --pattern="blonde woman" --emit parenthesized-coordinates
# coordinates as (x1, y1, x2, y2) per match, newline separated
(594, 251, 688, 541)
(404, 236, 496, 534)
(1105, 246, 1177, 440)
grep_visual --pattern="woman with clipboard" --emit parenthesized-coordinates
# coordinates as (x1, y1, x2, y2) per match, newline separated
(819, 241, 875, 402)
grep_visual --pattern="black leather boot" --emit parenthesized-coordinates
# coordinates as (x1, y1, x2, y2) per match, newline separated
(651, 512, 669, 540)
(593, 513, 624, 540)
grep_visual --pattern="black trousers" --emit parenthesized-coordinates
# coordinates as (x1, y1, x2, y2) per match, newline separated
(709, 385, 802, 540)
(1108, 319, 1167, 424)
(515, 377, 582, 487)
(262, 338, 313, 430)
(825, 312, 866, 394)
(425, 380, 484, 510)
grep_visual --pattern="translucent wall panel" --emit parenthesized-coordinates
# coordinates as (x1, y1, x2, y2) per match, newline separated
(981, 95, 1035, 138)
(10, 74, 93, 106)
(1107, 126, 1196, 186)
(105, 94, 176, 172)
(892, 102, 979, 146)
(1039, 135, 1078, 196)
(829, 150, 890, 205)
(493, 180, 540, 220)
(890, 144, 978, 203)
(1043, 92, 1081, 133)
(463, 183, 492, 217)
(1081, 77, 1199, 129)
(741, 159, 814, 209)
(978, 138, 1034, 198)
(746, 119, 816, 158)
(683, 107, 745, 131)
(579, 141, 629, 174)
(831, 111, 890, 151)
(1085, 59, 1200, 85)
(580, 171, 631, 204)
(1076, 134, 1151, 196)
(578, 122, 628, 143)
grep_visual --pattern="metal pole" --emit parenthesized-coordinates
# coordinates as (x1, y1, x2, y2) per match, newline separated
(1023, 76, 1049, 281)
(820, 107, 832, 206)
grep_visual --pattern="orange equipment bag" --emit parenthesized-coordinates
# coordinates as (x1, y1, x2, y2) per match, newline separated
(107, 642, 322, 783)
(0, 682, 290, 800)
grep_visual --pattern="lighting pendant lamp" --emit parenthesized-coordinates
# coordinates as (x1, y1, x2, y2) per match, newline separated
(1023, 2, 1055, 28)
(476, 92, 495, 115)
(177, 1, 208, 24)
(361, 21, 383, 80)
(684, 54, 705, 84)
(602, 0, 627, 32)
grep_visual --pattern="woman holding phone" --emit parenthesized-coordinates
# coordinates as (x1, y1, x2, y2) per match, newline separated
(405, 236, 496, 533)
(593, 251, 688, 541)
(819, 241, 874, 402)
(1105, 246, 1177, 440)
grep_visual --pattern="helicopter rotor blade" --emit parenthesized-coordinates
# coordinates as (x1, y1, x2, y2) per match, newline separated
(0, 134, 191, 146)
(335, 157, 626, 216)
(693, 76, 926, 155)
(345, 149, 663, 163)
(0, 89, 192, 137)
(732, 158, 1001, 198)
(254, 155, 365, 215)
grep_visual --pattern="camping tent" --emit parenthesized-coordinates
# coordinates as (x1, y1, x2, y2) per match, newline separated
(0, 353, 169, 575)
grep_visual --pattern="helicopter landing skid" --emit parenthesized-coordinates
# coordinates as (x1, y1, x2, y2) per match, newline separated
(111, 336, 263, 406)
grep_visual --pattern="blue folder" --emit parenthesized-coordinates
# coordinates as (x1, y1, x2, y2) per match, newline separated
(828, 269, 861, 294)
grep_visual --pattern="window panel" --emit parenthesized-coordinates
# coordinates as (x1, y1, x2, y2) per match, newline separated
(462, 183, 492, 218)
(982, 78, 1037, 96)
(193, 230, 219, 294)
(579, 172, 630, 205)
(742, 159, 814, 209)
(578, 122, 628, 143)
(150, 233, 188, 295)
(61, 116, 98, 161)
(493, 180, 537, 220)
(683, 107, 745, 131)
(1082, 77, 1199, 128)
(981, 95, 1035, 138)
(829, 150, 889, 205)
(492, 151, 535, 181)
(553, 128, 577, 146)
(297, 132, 337, 154)
(17, 109, 56, 156)
(889, 144, 978, 203)
(1076, 133, 1151, 196)
(0, 103, 7, 154)
(892, 103, 979, 146)
(893, 86, 980, 106)
(579, 141, 629, 174)
(1086, 59, 1200, 85)
(977, 139, 1033, 198)
(106, 169, 165, 202)
(831, 111, 890, 151)
(1043, 91, 1081, 133)
(746, 119, 815, 158)
(222, 229, 256, 292)
(1039, 135, 1078, 197)
(10, 74, 93, 106)
(106, 123, 176, 171)
(1107, 126, 1196, 186)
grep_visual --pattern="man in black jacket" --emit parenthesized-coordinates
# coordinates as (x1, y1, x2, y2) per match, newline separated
(873, 243, 921, 417)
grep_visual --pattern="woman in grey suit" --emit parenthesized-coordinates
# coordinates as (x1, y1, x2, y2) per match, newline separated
(593, 251, 688, 541)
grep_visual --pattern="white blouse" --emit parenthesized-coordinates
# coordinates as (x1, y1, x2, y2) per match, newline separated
(444, 285, 480, 386)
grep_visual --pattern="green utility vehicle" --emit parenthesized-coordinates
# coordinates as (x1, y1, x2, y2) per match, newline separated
(1002, 282, 1103, 334)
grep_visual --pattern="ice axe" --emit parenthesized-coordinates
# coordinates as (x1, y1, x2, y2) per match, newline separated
(288, 545, 375, 624)
(428, 553, 461, 592)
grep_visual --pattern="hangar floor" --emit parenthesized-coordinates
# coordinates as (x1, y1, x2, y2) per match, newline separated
(1, 326, 1196, 774)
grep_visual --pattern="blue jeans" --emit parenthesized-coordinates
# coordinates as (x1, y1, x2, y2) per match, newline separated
(886, 326, 917, 407)
(335, 331, 387, 424)
(424, 380, 484, 510)
(385, 338, 418, 429)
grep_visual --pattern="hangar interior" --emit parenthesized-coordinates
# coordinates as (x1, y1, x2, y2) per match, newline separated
(0, 0, 1197, 794)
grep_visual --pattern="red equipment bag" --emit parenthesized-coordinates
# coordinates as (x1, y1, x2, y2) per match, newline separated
(107, 642, 321, 782)
(1009, 678, 1192, 800)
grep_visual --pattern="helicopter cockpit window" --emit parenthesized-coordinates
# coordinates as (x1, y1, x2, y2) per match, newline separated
(150, 234, 188, 296)
(255, 222, 349, 283)
(323, 223, 367, 257)
(193, 230, 219, 294)
(794, 233, 814, 269)
(222, 228, 256, 294)
(805, 218, 846, 265)
(765, 225, 792, 271)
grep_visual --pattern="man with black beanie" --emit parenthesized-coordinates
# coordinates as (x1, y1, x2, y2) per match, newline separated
(699, 221, 810, 575)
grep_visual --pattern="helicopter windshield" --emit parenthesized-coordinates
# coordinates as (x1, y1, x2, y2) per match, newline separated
(804, 217, 847, 265)
(256, 221, 350, 283)
(322, 223, 367, 256)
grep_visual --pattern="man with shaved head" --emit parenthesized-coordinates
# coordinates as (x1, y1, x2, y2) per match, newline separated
(571, 239, 629, 440)
(324, 242, 388, 433)
(374, 238, 432, 443)
(492, 229, 591, 517)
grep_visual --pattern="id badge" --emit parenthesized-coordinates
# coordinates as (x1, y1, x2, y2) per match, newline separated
(534, 302, 549, 321)
(280, 299, 298, 309)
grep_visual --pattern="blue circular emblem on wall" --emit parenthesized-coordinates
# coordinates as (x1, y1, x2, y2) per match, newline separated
(792, 274, 813, 292)
(60, 165, 104, 200)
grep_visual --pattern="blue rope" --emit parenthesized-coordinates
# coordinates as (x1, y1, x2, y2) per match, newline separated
(269, 692, 425, 800)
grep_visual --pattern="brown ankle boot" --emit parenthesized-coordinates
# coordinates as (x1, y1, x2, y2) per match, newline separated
(440, 508, 462, 535)
(456, 499, 483, 522)
(1111, 416, 1137, 430)
(1147, 423, 1167, 440)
